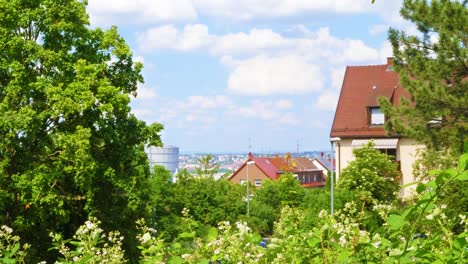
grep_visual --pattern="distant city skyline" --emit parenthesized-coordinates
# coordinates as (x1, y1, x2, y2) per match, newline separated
(87, 0, 415, 153)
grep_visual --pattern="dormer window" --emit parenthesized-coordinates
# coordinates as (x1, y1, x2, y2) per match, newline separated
(369, 107, 384, 125)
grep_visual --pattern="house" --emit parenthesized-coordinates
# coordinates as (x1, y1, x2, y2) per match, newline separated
(229, 153, 327, 188)
(330, 58, 424, 197)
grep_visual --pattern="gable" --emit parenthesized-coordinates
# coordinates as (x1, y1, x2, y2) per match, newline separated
(330, 60, 410, 138)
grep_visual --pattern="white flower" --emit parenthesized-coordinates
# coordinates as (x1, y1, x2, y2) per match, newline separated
(141, 232, 151, 243)
(2, 225, 13, 234)
(459, 214, 466, 225)
(85, 220, 94, 229)
(441, 204, 447, 209)
(373, 241, 381, 248)
(426, 214, 434, 220)
(181, 254, 191, 259)
(318, 209, 327, 219)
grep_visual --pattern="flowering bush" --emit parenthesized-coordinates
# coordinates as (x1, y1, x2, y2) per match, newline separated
(0, 225, 30, 263)
(50, 217, 126, 263)
(2, 154, 467, 263)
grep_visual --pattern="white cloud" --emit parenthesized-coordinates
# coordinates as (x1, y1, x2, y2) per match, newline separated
(379, 41, 394, 63)
(136, 86, 158, 100)
(227, 55, 324, 96)
(138, 25, 379, 64)
(211, 28, 290, 56)
(330, 67, 346, 91)
(138, 24, 211, 52)
(193, 0, 372, 20)
(369, 24, 389, 35)
(315, 91, 339, 111)
(275, 99, 293, 109)
(87, 0, 197, 25)
(234, 100, 300, 125)
(185, 95, 232, 109)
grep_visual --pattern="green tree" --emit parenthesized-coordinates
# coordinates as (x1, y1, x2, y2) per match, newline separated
(249, 173, 305, 234)
(0, 0, 162, 261)
(379, 0, 468, 178)
(337, 143, 400, 205)
(173, 174, 246, 228)
(195, 154, 220, 178)
(148, 166, 179, 240)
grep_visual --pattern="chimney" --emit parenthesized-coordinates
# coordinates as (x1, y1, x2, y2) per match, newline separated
(248, 152, 254, 160)
(386, 57, 394, 71)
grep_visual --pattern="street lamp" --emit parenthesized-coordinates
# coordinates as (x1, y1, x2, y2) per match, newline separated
(330, 137, 341, 215)
(246, 160, 255, 217)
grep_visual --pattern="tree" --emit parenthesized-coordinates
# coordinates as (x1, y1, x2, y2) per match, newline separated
(337, 143, 400, 205)
(0, 0, 162, 261)
(173, 174, 246, 228)
(249, 173, 306, 234)
(379, 0, 467, 178)
(195, 154, 220, 178)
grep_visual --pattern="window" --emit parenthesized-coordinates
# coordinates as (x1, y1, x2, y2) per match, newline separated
(379, 148, 397, 158)
(369, 107, 385, 125)
(254, 179, 262, 187)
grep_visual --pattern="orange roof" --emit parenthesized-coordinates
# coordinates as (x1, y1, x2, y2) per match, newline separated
(330, 58, 410, 138)
(229, 153, 321, 181)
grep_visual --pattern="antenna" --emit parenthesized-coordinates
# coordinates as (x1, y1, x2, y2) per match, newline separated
(248, 137, 252, 153)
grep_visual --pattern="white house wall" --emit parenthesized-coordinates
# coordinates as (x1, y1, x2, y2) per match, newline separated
(334, 138, 424, 198)
(398, 138, 425, 197)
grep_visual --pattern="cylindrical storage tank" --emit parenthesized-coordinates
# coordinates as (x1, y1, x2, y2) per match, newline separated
(146, 146, 179, 176)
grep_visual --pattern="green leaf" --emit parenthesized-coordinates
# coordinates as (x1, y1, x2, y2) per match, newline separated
(458, 153, 468, 171)
(457, 171, 468, 181)
(416, 183, 426, 194)
(168, 256, 185, 264)
(206, 227, 218, 242)
(387, 214, 405, 230)
(9, 243, 20, 257)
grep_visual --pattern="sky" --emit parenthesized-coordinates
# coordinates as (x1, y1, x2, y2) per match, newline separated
(86, 0, 417, 153)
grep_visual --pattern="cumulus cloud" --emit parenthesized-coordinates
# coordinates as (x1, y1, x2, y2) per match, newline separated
(234, 100, 300, 125)
(314, 91, 339, 111)
(138, 24, 211, 52)
(135, 85, 158, 100)
(193, 0, 371, 20)
(87, 0, 197, 25)
(227, 55, 324, 96)
(137, 25, 379, 64)
(185, 95, 232, 109)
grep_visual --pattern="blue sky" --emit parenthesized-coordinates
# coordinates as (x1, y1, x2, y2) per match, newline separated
(86, 0, 416, 153)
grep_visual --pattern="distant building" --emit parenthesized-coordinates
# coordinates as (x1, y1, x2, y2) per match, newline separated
(146, 146, 180, 176)
(330, 58, 424, 196)
(229, 153, 327, 188)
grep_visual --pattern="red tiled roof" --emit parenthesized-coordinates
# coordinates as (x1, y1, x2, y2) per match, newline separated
(330, 58, 411, 138)
(251, 157, 280, 180)
(229, 154, 321, 181)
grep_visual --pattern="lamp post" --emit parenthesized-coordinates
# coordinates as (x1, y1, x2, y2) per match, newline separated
(246, 160, 255, 217)
(330, 137, 341, 215)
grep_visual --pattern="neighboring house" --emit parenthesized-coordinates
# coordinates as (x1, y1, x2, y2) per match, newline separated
(229, 153, 327, 188)
(330, 58, 424, 197)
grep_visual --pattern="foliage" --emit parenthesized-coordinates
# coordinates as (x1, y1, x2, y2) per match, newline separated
(249, 173, 306, 235)
(147, 165, 179, 240)
(301, 188, 356, 229)
(0, 225, 30, 264)
(51, 218, 126, 263)
(1, 153, 466, 263)
(379, 0, 468, 178)
(0, 0, 162, 261)
(338, 142, 400, 205)
(173, 173, 246, 228)
(195, 154, 220, 178)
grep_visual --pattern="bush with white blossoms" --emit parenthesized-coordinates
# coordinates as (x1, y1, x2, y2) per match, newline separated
(0, 225, 30, 264)
(51, 217, 126, 264)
